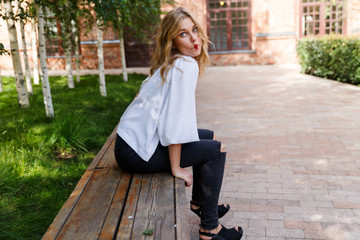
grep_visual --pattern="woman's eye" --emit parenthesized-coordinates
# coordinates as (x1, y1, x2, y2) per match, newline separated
(180, 32, 187, 38)
(193, 27, 198, 32)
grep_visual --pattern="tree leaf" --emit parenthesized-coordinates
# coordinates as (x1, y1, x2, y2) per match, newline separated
(142, 229, 154, 235)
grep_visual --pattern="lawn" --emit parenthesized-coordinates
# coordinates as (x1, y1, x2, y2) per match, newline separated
(0, 73, 144, 240)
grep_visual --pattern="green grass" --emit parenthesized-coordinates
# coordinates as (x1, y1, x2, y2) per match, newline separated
(0, 73, 144, 240)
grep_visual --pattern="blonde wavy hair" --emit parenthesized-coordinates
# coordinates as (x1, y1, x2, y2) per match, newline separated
(150, 7, 210, 83)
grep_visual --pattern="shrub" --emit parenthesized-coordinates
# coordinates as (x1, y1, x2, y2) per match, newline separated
(297, 35, 360, 85)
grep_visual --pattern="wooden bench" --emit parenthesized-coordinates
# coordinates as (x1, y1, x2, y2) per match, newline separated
(42, 126, 190, 240)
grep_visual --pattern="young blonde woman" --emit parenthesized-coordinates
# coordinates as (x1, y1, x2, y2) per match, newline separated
(114, 7, 243, 240)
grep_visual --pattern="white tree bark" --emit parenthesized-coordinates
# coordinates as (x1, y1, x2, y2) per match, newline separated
(97, 23, 106, 96)
(65, 47, 74, 88)
(31, 18, 40, 85)
(3, 0, 29, 107)
(19, 11, 33, 95)
(119, 31, 128, 82)
(73, 21, 80, 83)
(37, 4, 54, 117)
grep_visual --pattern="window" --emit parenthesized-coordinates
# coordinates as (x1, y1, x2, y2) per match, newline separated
(44, 17, 64, 57)
(300, 0, 345, 37)
(207, 0, 251, 51)
(44, 10, 78, 57)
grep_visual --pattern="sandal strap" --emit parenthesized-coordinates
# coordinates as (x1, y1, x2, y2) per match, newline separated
(199, 230, 215, 237)
(190, 200, 200, 207)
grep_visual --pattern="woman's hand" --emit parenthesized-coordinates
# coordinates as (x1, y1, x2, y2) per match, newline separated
(172, 167, 193, 187)
(168, 144, 193, 187)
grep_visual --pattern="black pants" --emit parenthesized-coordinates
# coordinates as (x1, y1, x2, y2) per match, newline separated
(114, 129, 226, 230)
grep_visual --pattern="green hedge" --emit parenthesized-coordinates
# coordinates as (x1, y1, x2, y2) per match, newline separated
(296, 36, 360, 85)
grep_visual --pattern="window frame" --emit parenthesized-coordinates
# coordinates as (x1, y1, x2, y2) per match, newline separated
(299, 0, 347, 37)
(206, 0, 252, 52)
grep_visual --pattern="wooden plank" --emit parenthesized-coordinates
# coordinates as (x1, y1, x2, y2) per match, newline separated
(87, 125, 118, 170)
(98, 171, 132, 240)
(56, 168, 124, 240)
(96, 140, 118, 169)
(130, 173, 176, 240)
(42, 169, 94, 240)
(116, 174, 143, 240)
(174, 178, 190, 240)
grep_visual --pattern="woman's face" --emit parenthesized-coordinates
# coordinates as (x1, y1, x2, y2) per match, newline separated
(173, 17, 201, 57)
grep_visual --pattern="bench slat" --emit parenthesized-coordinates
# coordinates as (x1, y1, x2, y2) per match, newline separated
(175, 178, 191, 240)
(130, 173, 176, 239)
(116, 174, 143, 240)
(99, 171, 132, 240)
(56, 168, 124, 240)
(42, 125, 191, 239)
(88, 126, 117, 170)
(96, 140, 118, 169)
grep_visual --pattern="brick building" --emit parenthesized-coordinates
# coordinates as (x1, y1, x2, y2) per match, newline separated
(0, 0, 359, 71)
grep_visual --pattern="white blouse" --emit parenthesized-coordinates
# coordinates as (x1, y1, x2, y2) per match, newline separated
(116, 55, 200, 162)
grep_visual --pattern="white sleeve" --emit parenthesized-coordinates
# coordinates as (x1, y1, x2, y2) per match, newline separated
(158, 57, 200, 146)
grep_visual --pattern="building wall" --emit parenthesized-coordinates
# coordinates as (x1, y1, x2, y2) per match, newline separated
(347, 0, 360, 35)
(0, 0, 359, 71)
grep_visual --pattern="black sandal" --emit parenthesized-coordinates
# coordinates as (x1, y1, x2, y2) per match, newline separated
(190, 200, 230, 219)
(199, 225, 243, 240)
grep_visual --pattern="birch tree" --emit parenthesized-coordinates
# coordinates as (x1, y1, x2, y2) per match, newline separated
(73, 20, 80, 82)
(45, 0, 78, 89)
(18, 0, 33, 95)
(96, 22, 106, 96)
(36, 3, 54, 117)
(64, 10, 74, 88)
(64, 24, 74, 89)
(117, 22, 127, 82)
(2, 0, 29, 107)
(31, 17, 39, 84)
(96, 0, 161, 82)
(0, 44, 9, 93)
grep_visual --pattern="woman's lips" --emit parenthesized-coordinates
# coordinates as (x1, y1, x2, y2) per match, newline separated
(194, 44, 199, 50)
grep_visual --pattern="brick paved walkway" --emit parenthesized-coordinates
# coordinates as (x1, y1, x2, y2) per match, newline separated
(187, 65, 360, 240)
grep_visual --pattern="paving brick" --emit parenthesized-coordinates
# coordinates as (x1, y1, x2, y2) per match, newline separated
(188, 65, 360, 239)
(266, 228, 304, 238)
(333, 202, 360, 209)
(249, 205, 283, 213)
(304, 230, 345, 240)
(285, 221, 323, 231)
(268, 212, 303, 221)
(249, 219, 284, 228)
(244, 226, 266, 237)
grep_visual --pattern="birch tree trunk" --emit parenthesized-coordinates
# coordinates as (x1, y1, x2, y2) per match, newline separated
(37, 4, 54, 117)
(31, 18, 40, 85)
(73, 22, 80, 83)
(19, 13, 33, 95)
(65, 47, 74, 88)
(96, 23, 106, 96)
(3, 0, 29, 107)
(119, 30, 128, 82)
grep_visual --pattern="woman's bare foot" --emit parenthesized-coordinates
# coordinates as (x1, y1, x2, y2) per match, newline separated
(172, 167, 193, 187)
